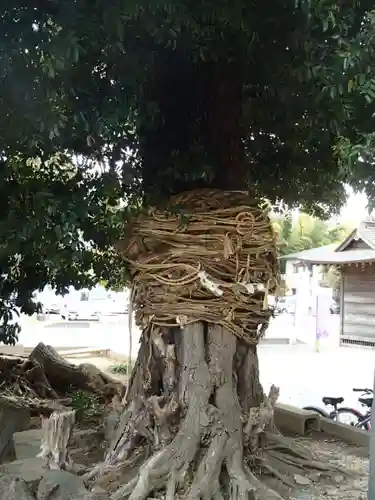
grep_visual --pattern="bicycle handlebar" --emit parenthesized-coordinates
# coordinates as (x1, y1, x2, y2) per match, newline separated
(353, 388, 373, 394)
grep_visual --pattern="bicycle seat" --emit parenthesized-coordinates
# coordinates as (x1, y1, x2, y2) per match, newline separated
(359, 397, 373, 408)
(322, 396, 344, 406)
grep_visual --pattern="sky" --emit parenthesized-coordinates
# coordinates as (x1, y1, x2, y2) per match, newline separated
(339, 187, 369, 226)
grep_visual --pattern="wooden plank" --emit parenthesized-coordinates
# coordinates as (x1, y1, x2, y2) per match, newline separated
(343, 324, 375, 338)
(340, 274, 344, 338)
(344, 283, 375, 293)
(342, 267, 375, 342)
(344, 302, 375, 315)
(344, 292, 375, 304)
(344, 316, 375, 327)
(345, 265, 375, 277)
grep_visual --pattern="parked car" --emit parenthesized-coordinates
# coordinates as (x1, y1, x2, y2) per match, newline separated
(330, 300, 340, 315)
(106, 292, 129, 315)
(41, 301, 62, 315)
(60, 286, 130, 320)
(35, 288, 63, 314)
(60, 296, 101, 321)
(274, 296, 296, 315)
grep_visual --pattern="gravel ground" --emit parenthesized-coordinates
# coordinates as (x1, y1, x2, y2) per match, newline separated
(291, 434, 368, 500)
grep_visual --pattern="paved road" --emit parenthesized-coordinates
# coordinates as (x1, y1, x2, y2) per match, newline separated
(14, 313, 375, 414)
(18, 314, 142, 359)
(259, 343, 375, 412)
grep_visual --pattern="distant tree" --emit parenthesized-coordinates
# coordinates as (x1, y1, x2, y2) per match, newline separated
(272, 213, 352, 256)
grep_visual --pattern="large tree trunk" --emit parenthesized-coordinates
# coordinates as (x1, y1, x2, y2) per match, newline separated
(99, 323, 308, 500)
(96, 182, 339, 498)
(100, 320, 337, 500)
(104, 57, 336, 498)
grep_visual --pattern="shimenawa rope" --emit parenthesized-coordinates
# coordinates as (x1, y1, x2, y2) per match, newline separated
(121, 189, 279, 345)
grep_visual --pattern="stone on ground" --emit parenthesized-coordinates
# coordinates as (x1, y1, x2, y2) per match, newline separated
(37, 470, 88, 500)
(37, 469, 108, 500)
(0, 398, 30, 464)
(0, 457, 45, 486)
(83, 488, 109, 500)
(0, 474, 34, 500)
(13, 429, 43, 460)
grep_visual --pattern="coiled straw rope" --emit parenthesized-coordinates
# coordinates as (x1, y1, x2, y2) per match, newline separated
(121, 189, 280, 344)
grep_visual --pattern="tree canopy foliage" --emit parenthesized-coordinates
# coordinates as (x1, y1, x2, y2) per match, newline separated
(1, 1, 375, 342)
(0, 153, 125, 342)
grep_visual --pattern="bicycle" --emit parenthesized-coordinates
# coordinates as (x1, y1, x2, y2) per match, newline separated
(303, 388, 373, 431)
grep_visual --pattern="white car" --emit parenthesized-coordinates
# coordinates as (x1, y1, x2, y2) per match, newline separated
(275, 296, 296, 314)
(35, 289, 63, 315)
(60, 300, 101, 321)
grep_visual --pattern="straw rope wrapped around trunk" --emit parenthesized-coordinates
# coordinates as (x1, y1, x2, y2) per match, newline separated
(122, 189, 279, 343)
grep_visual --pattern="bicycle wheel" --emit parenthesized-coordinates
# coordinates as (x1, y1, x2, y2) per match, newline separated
(303, 406, 330, 419)
(336, 407, 370, 431)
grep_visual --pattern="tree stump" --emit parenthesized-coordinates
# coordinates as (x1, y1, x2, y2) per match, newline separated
(0, 395, 30, 464)
(37, 410, 76, 470)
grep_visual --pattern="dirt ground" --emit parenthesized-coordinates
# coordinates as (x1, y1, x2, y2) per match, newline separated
(66, 417, 368, 499)
(289, 434, 368, 500)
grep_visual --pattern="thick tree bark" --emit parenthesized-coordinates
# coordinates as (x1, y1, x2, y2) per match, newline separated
(140, 58, 246, 201)
(102, 323, 280, 500)
(98, 317, 336, 499)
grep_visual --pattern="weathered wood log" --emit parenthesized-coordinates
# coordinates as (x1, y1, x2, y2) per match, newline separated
(78, 363, 125, 400)
(0, 354, 58, 399)
(0, 396, 30, 465)
(29, 343, 90, 393)
(37, 410, 76, 470)
(0, 356, 23, 371)
(0, 393, 70, 415)
(23, 360, 58, 399)
(29, 343, 125, 398)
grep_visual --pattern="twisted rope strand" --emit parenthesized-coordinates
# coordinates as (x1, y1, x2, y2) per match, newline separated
(121, 189, 280, 345)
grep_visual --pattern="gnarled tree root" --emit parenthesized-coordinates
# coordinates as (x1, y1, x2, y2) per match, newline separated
(96, 323, 343, 500)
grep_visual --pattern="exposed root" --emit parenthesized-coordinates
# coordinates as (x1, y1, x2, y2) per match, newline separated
(103, 323, 346, 500)
(264, 431, 316, 461)
(186, 433, 227, 500)
(245, 467, 285, 500)
(110, 323, 213, 500)
(260, 460, 296, 488)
